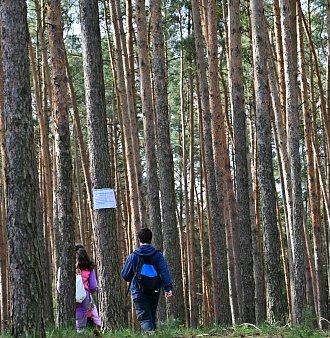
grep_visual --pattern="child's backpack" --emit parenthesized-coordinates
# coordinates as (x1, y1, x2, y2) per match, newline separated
(135, 252, 162, 294)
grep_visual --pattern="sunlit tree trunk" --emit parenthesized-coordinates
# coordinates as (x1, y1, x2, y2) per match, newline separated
(218, 40, 242, 321)
(267, 37, 293, 321)
(46, 0, 75, 326)
(279, 0, 306, 324)
(246, 109, 266, 324)
(118, 0, 147, 235)
(178, 10, 190, 327)
(197, 84, 213, 325)
(79, 0, 125, 328)
(273, 0, 286, 129)
(135, 0, 161, 233)
(206, 0, 231, 325)
(0, 41, 8, 334)
(109, 0, 143, 244)
(191, 0, 230, 324)
(228, 0, 255, 323)
(327, 0, 330, 149)
(250, 0, 284, 322)
(65, 50, 93, 230)
(103, 0, 132, 255)
(35, 0, 55, 279)
(187, 64, 198, 327)
(326, 0, 330, 308)
(28, 34, 54, 324)
(72, 130, 84, 243)
(150, 0, 185, 321)
(298, 5, 330, 158)
(303, 210, 317, 314)
(298, 15, 326, 328)
(1, 1, 46, 336)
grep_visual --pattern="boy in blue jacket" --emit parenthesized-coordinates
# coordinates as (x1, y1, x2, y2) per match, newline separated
(121, 228, 173, 333)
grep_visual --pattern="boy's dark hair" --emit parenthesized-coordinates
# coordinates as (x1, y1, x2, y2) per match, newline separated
(138, 228, 152, 244)
(76, 248, 95, 271)
(75, 243, 84, 252)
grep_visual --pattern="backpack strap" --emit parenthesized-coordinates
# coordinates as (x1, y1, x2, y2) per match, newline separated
(125, 281, 131, 297)
(125, 251, 143, 297)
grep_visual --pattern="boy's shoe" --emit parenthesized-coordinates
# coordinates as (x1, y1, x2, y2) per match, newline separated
(77, 328, 85, 334)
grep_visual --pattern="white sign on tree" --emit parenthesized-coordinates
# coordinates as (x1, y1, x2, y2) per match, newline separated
(93, 188, 116, 209)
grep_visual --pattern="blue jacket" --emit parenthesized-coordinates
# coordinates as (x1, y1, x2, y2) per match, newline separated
(121, 244, 173, 298)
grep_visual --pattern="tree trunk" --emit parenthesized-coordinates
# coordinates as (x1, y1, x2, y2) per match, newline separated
(279, 0, 306, 324)
(35, 0, 55, 284)
(28, 33, 54, 324)
(65, 50, 94, 231)
(250, 0, 285, 322)
(191, 0, 229, 324)
(187, 64, 198, 327)
(1, 1, 46, 336)
(135, 0, 161, 233)
(248, 118, 267, 324)
(108, 0, 143, 244)
(150, 0, 185, 321)
(273, 0, 286, 129)
(197, 86, 213, 325)
(266, 36, 294, 322)
(178, 9, 190, 326)
(228, 0, 255, 323)
(206, 0, 231, 325)
(79, 0, 126, 328)
(46, 0, 75, 327)
(0, 40, 9, 334)
(298, 14, 327, 328)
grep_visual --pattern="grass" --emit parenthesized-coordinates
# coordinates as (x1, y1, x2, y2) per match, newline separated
(1, 321, 330, 337)
(43, 322, 330, 338)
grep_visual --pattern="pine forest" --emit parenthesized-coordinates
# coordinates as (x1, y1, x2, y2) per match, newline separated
(0, 0, 330, 336)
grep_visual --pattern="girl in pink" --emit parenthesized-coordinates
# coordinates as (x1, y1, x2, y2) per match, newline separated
(76, 248, 99, 333)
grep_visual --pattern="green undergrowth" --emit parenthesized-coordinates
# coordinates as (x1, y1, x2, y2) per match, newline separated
(44, 325, 330, 337)
(1, 321, 330, 337)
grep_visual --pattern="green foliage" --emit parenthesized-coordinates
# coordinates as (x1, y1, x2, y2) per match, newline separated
(1, 321, 330, 338)
(1, 317, 329, 337)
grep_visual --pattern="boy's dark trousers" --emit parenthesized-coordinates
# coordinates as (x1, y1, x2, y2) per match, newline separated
(133, 292, 160, 332)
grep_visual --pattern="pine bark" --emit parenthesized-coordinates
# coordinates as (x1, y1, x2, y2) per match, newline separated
(28, 33, 54, 324)
(35, 0, 55, 279)
(79, 0, 125, 328)
(65, 49, 94, 229)
(0, 41, 8, 333)
(206, 0, 231, 325)
(187, 65, 198, 327)
(327, 0, 330, 147)
(150, 0, 185, 321)
(298, 15, 326, 328)
(109, 0, 143, 244)
(122, 0, 147, 233)
(135, 0, 161, 233)
(46, 0, 75, 326)
(191, 0, 230, 324)
(250, 0, 284, 323)
(273, 0, 286, 128)
(266, 34, 294, 322)
(279, 0, 306, 324)
(1, 1, 46, 336)
(228, 0, 255, 323)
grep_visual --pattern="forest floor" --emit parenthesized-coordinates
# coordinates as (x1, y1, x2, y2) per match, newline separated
(2, 322, 330, 337)
(42, 322, 330, 338)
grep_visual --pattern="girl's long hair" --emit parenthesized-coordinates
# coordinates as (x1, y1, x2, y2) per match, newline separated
(76, 248, 95, 271)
